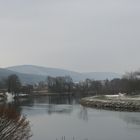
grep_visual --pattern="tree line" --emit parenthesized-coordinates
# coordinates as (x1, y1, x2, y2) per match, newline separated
(1, 71, 140, 96)
(47, 76, 73, 93)
(46, 71, 140, 95)
(0, 74, 33, 97)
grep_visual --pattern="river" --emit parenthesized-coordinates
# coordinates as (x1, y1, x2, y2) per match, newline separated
(2, 96, 140, 140)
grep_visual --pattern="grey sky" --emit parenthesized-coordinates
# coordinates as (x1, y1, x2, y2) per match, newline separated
(0, 0, 140, 73)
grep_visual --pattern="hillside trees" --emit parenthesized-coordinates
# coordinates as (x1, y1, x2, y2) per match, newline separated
(0, 79, 7, 89)
(6, 74, 21, 96)
(47, 76, 73, 93)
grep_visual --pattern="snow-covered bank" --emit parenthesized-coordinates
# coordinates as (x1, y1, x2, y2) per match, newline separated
(5, 92, 14, 103)
(80, 95, 140, 112)
(0, 92, 29, 103)
(0, 92, 14, 103)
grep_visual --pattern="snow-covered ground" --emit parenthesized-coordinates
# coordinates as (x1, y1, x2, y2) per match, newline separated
(105, 95, 120, 98)
(5, 92, 14, 103)
(84, 94, 140, 102)
(105, 93, 126, 98)
(0, 92, 29, 103)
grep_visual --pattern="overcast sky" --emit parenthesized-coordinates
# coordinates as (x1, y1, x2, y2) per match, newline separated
(0, 0, 140, 73)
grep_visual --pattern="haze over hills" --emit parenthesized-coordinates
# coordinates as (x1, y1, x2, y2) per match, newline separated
(6, 65, 122, 82)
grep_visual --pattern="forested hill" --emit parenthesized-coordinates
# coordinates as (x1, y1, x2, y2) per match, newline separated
(6, 65, 121, 82)
(0, 68, 46, 84)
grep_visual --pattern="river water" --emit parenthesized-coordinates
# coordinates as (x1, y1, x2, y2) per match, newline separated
(3, 96, 140, 140)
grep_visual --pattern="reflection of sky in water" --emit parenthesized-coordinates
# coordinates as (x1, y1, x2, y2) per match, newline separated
(118, 112, 140, 130)
(8, 96, 140, 140)
(22, 104, 73, 116)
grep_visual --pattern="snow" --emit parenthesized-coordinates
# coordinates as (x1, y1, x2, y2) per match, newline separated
(0, 92, 29, 103)
(5, 92, 14, 103)
(105, 93, 126, 98)
(18, 94, 28, 97)
(105, 95, 120, 98)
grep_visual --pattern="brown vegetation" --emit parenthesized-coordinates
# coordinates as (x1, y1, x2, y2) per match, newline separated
(0, 105, 31, 140)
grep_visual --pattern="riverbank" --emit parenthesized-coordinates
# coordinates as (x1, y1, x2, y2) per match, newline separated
(80, 95, 140, 112)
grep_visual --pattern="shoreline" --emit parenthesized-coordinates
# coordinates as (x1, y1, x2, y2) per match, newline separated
(80, 96, 140, 112)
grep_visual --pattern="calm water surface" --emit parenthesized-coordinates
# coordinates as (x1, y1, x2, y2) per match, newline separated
(4, 96, 140, 140)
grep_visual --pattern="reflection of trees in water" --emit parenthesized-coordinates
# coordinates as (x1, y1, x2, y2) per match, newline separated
(46, 96, 75, 115)
(47, 104, 73, 115)
(78, 107, 88, 121)
(13, 98, 34, 107)
(1, 96, 34, 108)
(1, 97, 34, 114)
(47, 95, 74, 104)
(119, 112, 140, 126)
(30, 95, 76, 105)
(0, 105, 32, 140)
(1, 96, 85, 117)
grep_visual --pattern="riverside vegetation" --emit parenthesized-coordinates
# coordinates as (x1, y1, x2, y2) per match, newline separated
(0, 71, 140, 109)
(0, 70, 140, 140)
(0, 105, 31, 140)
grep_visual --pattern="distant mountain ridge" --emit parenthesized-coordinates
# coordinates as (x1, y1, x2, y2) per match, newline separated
(0, 68, 46, 84)
(6, 65, 122, 83)
(7, 65, 80, 77)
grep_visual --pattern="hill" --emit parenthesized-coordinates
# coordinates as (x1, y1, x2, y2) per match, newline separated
(7, 65, 121, 82)
(0, 68, 46, 84)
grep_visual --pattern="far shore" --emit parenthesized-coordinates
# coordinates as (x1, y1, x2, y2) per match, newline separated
(80, 95, 140, 112)
(0, 91, 75, 102)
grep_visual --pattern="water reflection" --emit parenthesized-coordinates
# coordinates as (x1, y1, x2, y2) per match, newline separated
(119, 112, 140, 126)
(8, 96, 140, 127)
(78, 107, 88, 121)
(35, 95, 77, 105)
(2, 95, 140, 140)
(1, 96, 140, 140)
(0, 104, 32, 140)
(47, 104, 73, 115)
(10, 96, 76, 116)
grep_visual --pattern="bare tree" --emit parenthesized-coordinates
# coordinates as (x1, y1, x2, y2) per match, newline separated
(6, 75, 21, 97)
